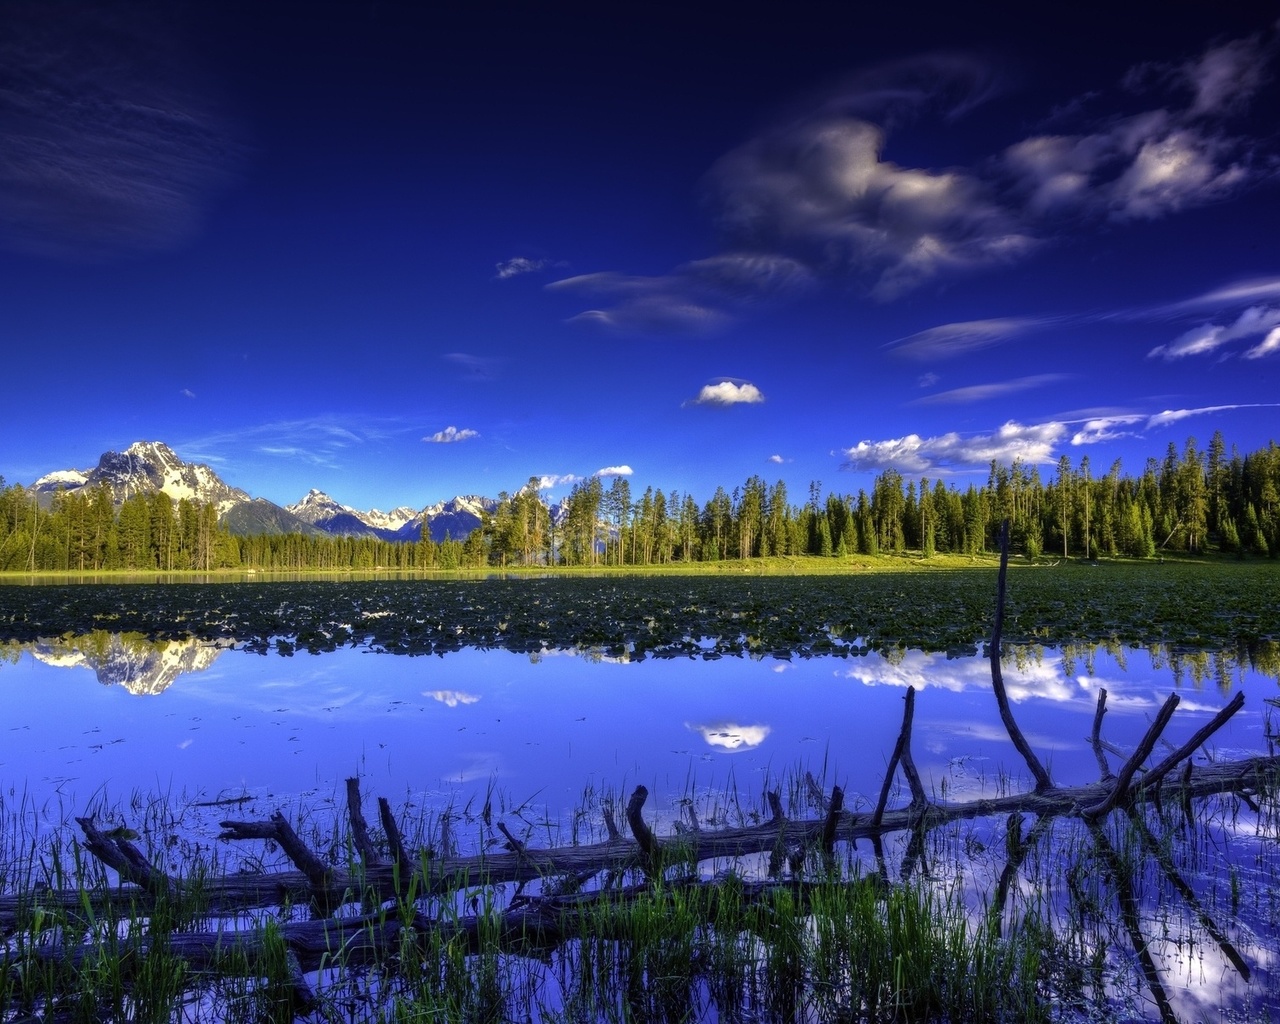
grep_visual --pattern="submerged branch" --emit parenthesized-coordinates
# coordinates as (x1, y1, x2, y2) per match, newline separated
(990, 519, 1052, 792)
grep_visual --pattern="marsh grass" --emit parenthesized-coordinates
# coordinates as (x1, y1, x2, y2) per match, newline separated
(3, 770, 1280, 1023)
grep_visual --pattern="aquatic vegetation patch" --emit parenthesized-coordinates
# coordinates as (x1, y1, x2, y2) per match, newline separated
(0, 563, 1277, 659)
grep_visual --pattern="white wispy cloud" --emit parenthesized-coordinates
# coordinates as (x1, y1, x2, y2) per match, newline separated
(887, 317, 1050, 361)
(551, 252, 812, 334)
(1245, 327, 1280, 360)
(768, 454, 785, 464)
(1146, 403, 1280, 428)
(1151, 275, 1280, 314)
(912, 374, 1068, 405)
(685, 380, 766, 407)
(178, 418, 393, 470)
(423, 426, 479, 444)
(843, 421, 1067, 473)
(0, 5, 242, 260)
(1070, 415, 1145, 445)
(180, 388, 196, 399)
(494, 256, 553, 280)
(1149, 305, 1280, 360)
(594, 465, 633, 477)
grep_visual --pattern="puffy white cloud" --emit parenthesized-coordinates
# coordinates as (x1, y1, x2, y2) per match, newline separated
(686, 380, 766, 407)
(537, 474, 580, 490)
(594, 465, 633, 478)
(768, 454, 785, 464)
(423, 426, 479, 444)
(912, 374, 1067, 405)
(843, 421, 1066, 473)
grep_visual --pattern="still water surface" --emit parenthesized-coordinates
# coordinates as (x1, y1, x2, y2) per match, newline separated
(2, 636, 1273, 831)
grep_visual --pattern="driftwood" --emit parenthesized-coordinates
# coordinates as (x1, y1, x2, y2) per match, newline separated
(6, 517, 1271, 1011)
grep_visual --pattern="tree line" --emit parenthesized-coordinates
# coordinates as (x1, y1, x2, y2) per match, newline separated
(0, 431, 1277, 573)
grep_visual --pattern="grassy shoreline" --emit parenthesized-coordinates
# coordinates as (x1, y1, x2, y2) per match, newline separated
(0, 547, 1267, 584)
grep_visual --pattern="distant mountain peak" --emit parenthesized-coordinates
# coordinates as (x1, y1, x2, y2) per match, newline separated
(29, 441, 506, 544)
(33, 440, 249, 514)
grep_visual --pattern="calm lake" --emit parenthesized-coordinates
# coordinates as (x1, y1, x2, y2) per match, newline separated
(3, 575, 1279, 1022)
(2, 633, 1273, 836)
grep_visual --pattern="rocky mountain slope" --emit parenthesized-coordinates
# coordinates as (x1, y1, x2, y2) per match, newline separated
(30, 441, 500, 543)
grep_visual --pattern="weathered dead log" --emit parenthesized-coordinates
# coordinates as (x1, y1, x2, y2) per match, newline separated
(991, 519, 1053, 792)
(22, 752, 1273, 936)
(219, 811, 335, 909)
(75, 817, 171, 897)
(1083, 694, 1180, 819)
(345, 777, 383, 869)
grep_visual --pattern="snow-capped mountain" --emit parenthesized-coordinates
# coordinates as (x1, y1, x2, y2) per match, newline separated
(286, 489, 421, 540)
(282, 489, 499, 543)
(418, 495, 500, 543)
(28, 441, 504, 543)
(32, 441, 250, 515)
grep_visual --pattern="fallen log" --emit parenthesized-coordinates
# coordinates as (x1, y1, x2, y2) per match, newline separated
(3, 752, 1271, 938)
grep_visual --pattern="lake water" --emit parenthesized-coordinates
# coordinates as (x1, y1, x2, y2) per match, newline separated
(3, 634, 1280, 1020)
(2, 635, 1273, 837)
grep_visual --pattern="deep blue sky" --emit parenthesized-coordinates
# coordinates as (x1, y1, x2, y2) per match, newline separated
(3, 2, 1279, 511)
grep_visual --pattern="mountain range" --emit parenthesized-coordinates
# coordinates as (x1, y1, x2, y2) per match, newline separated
(30, 441, 500, 543)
